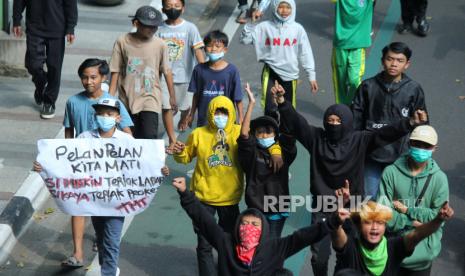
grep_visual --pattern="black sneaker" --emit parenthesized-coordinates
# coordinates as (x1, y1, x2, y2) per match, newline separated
(397, 23, 413, 34)
(416, 19, 430, 37)
(34, 89, 43, 105)
(40, 104, 55, 119)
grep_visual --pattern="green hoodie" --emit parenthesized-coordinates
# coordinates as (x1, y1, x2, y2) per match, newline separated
(377, 155, 449, 270)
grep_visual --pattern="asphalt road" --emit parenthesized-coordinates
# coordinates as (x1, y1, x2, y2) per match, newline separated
(1, 0, 464, 275)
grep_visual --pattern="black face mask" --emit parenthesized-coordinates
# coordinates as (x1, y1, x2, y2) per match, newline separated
(163, 8, 182, 20)
(325, 124, 343, 142)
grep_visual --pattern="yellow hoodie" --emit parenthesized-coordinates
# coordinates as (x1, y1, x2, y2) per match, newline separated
(174, 96, 243, 206)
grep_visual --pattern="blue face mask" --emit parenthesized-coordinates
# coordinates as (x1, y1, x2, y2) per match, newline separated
(207, 52, 224, 62)
(409, 147, 433, 163)
(96, 115, 116, 132)
(257, 136, 275, 149)
(213, 115, 228, 129)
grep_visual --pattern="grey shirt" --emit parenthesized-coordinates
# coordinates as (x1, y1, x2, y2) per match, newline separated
(156, 20, 204, 83)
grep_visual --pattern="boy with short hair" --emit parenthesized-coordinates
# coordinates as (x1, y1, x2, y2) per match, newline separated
(61, 58, 134, 267)
(35, 98, 169, 274)
(36, 98, 131, 275)
(172, 96, 243, 276)
(109, 6, 177, 144)
(183, 30, 244, 128)
(240, 0, 318, 119)
(157, 0, 205, 132)
(352, 42, 428, 199)
(238, 84, 297, 238)
(331, 0, 375, 105)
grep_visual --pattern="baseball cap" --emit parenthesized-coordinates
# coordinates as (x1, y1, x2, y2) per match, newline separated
(250, 116, 279, 134)
(130, 6, 163, 27)
(410, 125, 438, 146)
(92, 98, 120, 112)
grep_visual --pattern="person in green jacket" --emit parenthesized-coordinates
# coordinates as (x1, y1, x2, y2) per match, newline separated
(377, 125, 449, 275)
(331, 0, 374, 105)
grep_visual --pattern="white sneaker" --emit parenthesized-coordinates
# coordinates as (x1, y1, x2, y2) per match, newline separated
(116, 267, 120, 276)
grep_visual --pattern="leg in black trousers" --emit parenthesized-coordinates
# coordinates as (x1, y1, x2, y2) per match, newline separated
(25, 34, 48, 105)
(131, 111, 159, 139)
(43, 37, 65, 106)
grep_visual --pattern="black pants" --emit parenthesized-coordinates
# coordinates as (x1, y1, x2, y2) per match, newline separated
(262, 64, 296, 121)
(25, 34, 65, 106)
(131, 111, 159, 139)
(400, 0, 428, 24)
(399, 266, 432, 276)
(310, 212, 332, 276)
(238, 0, 262, 8)
(193, 203, 239, 276)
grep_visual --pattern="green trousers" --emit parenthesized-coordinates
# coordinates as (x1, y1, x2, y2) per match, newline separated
(331, 47, 366, 105)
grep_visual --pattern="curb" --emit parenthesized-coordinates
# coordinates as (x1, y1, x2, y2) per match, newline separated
(0, 128, 64, 265)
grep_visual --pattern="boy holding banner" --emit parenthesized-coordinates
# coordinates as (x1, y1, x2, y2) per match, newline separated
(61, 58, 134, 268)
(35, 98, 169, 275)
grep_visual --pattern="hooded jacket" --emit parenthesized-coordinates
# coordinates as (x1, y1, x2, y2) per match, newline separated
(13, 0, 78, 38)
(179, 189, 336, 276)
(174, 96, 243, 206)
(237, 130, 297, 213)
(240, 0, 316, 82)
(353, 73, 428, 164)
(278, 100, 414, 201)
(377, 155, 449, 270)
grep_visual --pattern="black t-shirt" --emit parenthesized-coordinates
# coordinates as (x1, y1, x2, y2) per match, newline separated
(335, 236, 413, 276)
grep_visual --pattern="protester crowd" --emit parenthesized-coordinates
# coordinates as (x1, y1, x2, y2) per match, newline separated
(13, 0, 451, 275)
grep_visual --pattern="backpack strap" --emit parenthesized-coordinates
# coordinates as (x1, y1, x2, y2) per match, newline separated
(415, 174, 433, 207)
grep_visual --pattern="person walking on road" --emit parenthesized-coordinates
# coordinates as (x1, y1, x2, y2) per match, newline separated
(172, 96, 243, 276)
(271, 81, 428, 276)
(377, 125, 448, 275)
(331, 0, 374, 105)
(157, 0, 205, 133)
(240, 0, 318, 120)
(59, 58, 134, 268)
(398, 0, 430, 36)
(238, 84, 297, 238)
(172, 176, 340, 276)
(109, 6, 177, 144)
(352, 42, 428, 199)
(332, 201, 454, 276)
(12, 0, 78, 119)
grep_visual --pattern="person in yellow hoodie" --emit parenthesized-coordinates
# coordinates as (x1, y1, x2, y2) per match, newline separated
(172, 95, 243, 276)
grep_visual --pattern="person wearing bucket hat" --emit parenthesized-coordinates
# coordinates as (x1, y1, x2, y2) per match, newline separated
(377, 125, 449, 275)
(109, 5, 179, 149)
(238, 83, 297, 238)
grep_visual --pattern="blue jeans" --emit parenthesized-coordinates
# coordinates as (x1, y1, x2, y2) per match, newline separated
(364, 159, 389, 199)
(194, 203, 239, 276)
(91, 216, 125, 276)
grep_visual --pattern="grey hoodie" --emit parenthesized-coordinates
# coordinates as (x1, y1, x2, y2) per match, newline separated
(240, 0, 316, 81)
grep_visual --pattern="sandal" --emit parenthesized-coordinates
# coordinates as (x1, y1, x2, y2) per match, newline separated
(236, 10, 248, 24)
(61, 256, 84, 267)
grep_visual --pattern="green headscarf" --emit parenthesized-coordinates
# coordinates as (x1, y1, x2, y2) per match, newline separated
(359, 236, 388, 276)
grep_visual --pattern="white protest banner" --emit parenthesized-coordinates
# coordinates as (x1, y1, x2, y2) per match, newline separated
(36, 138, 165, 216)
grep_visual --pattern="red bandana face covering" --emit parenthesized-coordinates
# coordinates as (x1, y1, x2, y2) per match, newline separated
(235, 224, 262, 265)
